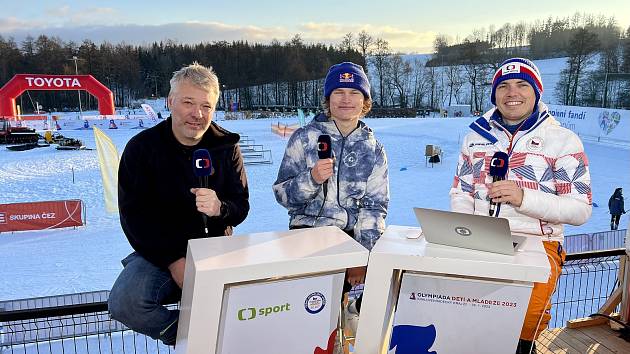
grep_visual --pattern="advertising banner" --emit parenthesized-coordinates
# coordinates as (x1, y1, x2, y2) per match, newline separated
(389, 272, 532, 354)
(140, 104, 159, 120)
(0, 200, 83, 232)
(217, 273, 344, 354)
(55, 117, 158, 130)
(547, 104, 629, 144)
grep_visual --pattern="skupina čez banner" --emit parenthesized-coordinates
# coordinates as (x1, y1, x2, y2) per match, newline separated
(217, 273, 344, 354)
(0, 200, 83, 232)
(389, 272, 532, 354)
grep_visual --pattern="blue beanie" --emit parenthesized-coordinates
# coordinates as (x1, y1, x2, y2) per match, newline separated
(491, 58, 543, 107)
(323, 62, 371, 99)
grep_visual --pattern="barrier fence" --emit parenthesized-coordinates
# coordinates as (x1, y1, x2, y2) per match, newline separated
(0, 291, 174, 354)
(563, 229, 627, 254)
(549, 248, 625, 329)
(0, 230, 627, 352)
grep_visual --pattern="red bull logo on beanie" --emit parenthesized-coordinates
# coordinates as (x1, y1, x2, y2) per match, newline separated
(339, 72, 354, 83)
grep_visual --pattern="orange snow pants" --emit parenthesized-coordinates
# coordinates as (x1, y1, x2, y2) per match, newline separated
(520, 241, 565, 341)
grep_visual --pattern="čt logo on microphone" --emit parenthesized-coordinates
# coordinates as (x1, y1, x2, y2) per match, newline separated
(490, 157, 505, 168)
(317, 134, 332, 159)
(195, 158, 211, 169)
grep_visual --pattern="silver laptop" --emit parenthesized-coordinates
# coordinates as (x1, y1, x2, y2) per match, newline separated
(413, 207, 517, 255)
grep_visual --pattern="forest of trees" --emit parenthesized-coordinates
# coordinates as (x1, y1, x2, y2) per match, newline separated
(1, 12, 629, 113)
(0, 34, 363, 113)
(423, 13, 630, 110)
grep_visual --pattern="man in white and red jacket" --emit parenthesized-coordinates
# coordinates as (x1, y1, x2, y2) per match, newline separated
(450, 58, 592, 354)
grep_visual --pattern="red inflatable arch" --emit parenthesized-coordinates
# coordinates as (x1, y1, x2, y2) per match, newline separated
(0, 74, 115, 118)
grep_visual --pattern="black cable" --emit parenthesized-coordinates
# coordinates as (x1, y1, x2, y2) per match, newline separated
(199, 176, 209, 236)
(588, 313, 630, 329)
(313, 183, 327, 227)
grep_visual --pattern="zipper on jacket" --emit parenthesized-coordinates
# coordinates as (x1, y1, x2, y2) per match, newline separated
(336, 136, 347, 228)
(333, 122, 359, 230)
(501, 119, 527, 154)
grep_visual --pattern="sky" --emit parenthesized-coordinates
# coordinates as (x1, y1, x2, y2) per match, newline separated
(1, 0, 629, 53)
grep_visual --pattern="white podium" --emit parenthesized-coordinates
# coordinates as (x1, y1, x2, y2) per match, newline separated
(354, 225, 551, 354)
(175, 226, 369, 354)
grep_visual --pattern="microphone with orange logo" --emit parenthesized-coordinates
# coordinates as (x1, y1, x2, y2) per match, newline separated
(489, 151, 509, 217)
(317, 135, 332, 199)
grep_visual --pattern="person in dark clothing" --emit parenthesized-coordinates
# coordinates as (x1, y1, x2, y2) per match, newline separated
(608, 188, 625, 230)
(108, 63, 249, 346)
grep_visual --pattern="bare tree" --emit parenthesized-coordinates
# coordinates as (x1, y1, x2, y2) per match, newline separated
(339, 32, 354, 52)
(559, 28, 600, 105)
(370, 38, 391, 106)
(513, 22, 528, 51)
(410, 58, 430, 109)
(460, 40, 493, 111)
(445, 65, 464, 106)
(387, 54, 412, 107)
(622, 26, 630, 73)
(356, 30, 374, 69)
(433, 34, 449, 54)
(424, 65, 438, 110)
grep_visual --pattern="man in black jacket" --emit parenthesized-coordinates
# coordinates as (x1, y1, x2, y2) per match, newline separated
(108, 62, 249, 346)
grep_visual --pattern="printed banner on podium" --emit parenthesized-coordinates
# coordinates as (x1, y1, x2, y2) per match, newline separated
(389, 272, 532, 354)
(217, 273, 344, 353)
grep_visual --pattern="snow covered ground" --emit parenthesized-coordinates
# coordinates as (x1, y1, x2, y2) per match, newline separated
(0, 113, 628, 301)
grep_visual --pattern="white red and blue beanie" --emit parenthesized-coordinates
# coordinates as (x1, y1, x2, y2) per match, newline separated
(324, 62, 371, 99)
(491, 58, 543, 106)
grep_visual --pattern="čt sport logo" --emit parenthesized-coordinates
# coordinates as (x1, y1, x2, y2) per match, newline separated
(237, 303, 291, 321)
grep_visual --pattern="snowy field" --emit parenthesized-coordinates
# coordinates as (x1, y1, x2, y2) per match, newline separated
(1, 114, 629, 301)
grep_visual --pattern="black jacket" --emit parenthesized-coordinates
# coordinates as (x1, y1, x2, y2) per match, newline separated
(609, 188, 625, 216)
(118, 117, 249, 268)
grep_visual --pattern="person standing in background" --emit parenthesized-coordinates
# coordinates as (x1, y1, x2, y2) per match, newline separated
(608, 187, 625, 230)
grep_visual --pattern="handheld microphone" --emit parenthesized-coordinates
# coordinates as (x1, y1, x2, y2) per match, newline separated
(317, 135, 332, 199)
(317, 135, 332, 159)
(488, 151, 509, 217)
(193, 149, 212, 235)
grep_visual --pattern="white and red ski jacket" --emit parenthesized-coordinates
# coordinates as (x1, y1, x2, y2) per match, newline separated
(450, 102, 592, 243)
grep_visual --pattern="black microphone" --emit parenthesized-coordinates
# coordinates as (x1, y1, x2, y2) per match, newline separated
(317, 135, 332, 159)
(193, 149, 212, 235)
(489, 151, 509, 217)
(317, 135, 332, 199)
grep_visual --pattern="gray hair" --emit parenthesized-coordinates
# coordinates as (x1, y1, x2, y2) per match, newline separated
(169, 62, 220, 106)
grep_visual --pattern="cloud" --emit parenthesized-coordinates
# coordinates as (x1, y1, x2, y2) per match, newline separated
(1, 20, 435, 53)
(0, 17, 47, 32)
(45, 5, 71, 17)
(42, 6, 119, 27)
(297, 22, 436, 53)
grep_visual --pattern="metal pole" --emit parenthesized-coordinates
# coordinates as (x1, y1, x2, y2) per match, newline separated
(72, 56, 83, 117)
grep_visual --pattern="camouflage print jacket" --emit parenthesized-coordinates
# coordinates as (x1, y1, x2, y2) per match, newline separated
(273, 114, 389, 250)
